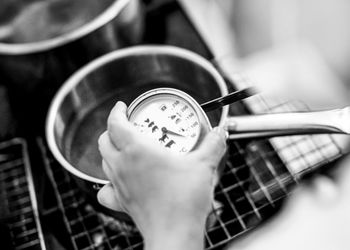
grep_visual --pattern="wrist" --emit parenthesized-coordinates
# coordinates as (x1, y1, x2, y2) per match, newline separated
(144, 215, 207, 250)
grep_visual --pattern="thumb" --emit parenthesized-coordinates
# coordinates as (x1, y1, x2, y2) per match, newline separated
(97, 183, 126, 212)
(195, 127, 227, 167)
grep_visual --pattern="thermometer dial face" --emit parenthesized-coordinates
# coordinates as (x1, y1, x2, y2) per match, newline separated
(128, 90, 203, 154)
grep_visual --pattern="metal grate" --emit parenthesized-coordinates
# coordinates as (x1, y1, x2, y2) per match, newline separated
(206, 139, 296, 248)
(41, 133, 298, 250)
(0, 138, 46, 250)
(40, 141, 143, 250)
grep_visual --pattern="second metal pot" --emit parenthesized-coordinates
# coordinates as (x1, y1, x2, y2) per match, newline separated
(0, 0, 144, 135)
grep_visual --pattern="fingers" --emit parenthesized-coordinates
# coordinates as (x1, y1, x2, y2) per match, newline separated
(98, 131, 121, 167)
(97, 183, 126, 212)
(107, 101, 136, 150)
(102, 160, 113, 178)
(212, 170, 220, 186)
(195, 127, 227, 167)
(101, 160, 130, 202)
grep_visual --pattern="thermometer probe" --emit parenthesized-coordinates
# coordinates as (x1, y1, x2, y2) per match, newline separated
(127, 87, 350, 153)
(127, 87, 256, 154)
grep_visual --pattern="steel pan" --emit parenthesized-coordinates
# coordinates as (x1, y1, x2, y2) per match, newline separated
(46, 45, 229, 186)
(0, 0, 144, 135)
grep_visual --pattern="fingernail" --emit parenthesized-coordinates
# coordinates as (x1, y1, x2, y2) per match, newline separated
(116, 101, 127, 111)
(224, 120, 237, 130)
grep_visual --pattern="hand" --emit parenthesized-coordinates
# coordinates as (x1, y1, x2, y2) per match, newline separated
(97, 101, 227, 250)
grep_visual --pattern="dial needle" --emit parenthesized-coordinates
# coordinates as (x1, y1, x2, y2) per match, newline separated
(161, 127, 185, 137)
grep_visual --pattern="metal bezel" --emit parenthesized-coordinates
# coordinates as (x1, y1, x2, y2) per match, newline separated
(127, 88, 212, 152)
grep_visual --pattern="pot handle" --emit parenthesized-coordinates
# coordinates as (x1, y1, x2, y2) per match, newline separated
(225, 107, 350, 140)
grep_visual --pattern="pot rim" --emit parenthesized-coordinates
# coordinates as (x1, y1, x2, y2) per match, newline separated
(0, 0, 131, 55)
(46, 45, 229, 184)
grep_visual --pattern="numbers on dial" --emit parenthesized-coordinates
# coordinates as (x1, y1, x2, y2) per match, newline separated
(129, 94, 201, 154)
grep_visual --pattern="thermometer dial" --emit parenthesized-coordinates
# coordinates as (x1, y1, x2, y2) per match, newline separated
(127, 88, 211, 154)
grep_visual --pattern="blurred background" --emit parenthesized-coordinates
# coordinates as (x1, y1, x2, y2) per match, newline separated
(223, 0, 350, 106)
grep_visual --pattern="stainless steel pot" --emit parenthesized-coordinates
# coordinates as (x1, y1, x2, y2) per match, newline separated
(47, 45, 350, 221)
(0, 0, 143, 135)
(46, 45, 229, 185)
(46, 45, 229, 219)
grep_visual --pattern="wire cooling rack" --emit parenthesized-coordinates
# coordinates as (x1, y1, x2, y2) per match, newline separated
(231, 74, 343, 179)
(0, 138, 46, 250)
(206, 139, 297, 248)
(41, 133, 299, 250)
(39, 141, 143, 250)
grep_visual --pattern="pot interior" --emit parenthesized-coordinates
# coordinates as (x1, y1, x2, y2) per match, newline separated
(0, 0, 115, 44)
(51, 48, 226, 181)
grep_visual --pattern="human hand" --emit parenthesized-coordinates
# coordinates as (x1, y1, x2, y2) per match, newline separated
(97, 101, 227, 250)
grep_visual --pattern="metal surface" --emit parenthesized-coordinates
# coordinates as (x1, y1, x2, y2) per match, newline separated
(46, 45, 229, 185)
(0, 0, 143, 134)
(229, 74, 344, 179)
(0, 138, 46, 250)
(41, 140, 143, 250)
(127, 87, 212, 153)
(226, 107, 350, 139)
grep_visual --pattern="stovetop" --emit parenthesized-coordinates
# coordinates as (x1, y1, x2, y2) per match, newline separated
(0, 0, 344, 250)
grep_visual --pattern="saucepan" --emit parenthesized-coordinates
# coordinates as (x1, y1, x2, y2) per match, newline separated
(0, 0, 144, 134)
(46, 45, 350, 217)
(46, 45, 229, 217)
